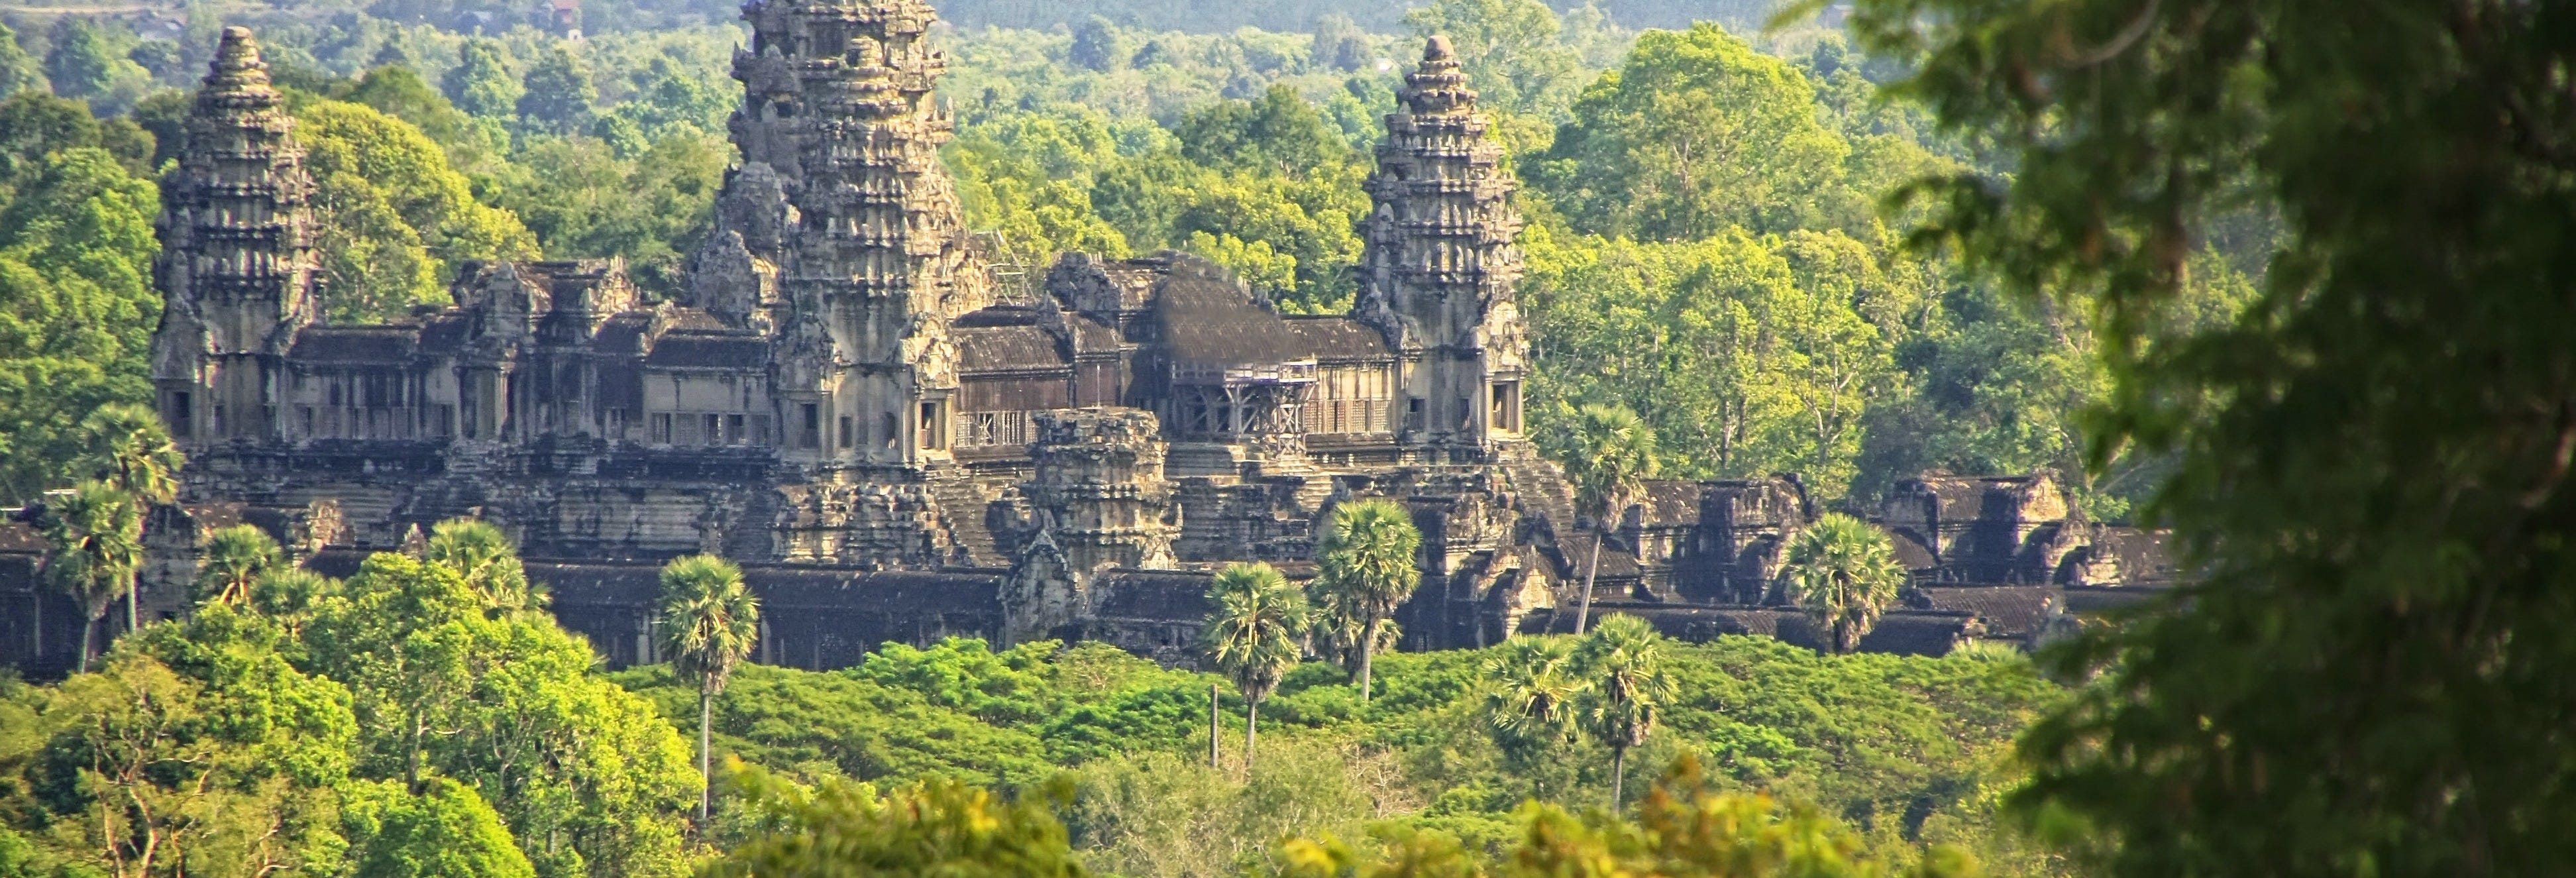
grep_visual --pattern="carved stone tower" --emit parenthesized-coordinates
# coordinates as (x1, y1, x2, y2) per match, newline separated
(149, 27, 319, 447)
(1003, 407, 1179, 643)
(1355, 36, 1529, 459)
(698, 0, 992, 472)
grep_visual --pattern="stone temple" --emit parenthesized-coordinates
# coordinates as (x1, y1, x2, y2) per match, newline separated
(0, 11, 2173, 676)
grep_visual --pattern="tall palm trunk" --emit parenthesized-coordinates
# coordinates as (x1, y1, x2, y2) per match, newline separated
(77, 616, 95, 673)
(698, 686, 713, 823)
(1358, 616, 1379, 702)
(1208, 685, 1220, 768)
(1244, 700, 1260, 776)
(126, 580, 138, 633)
(1610, 745, 1627, 811)
(1575, 533, 1603, 633)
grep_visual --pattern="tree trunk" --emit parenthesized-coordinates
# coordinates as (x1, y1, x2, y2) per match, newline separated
(698, 686, 713, 824)
(1358, 616, 1378, 703)
(1611, 745, 1627, 812)
(1575, 531, 1603, 633)
(406, 714, 424, 789)
(1244, 699, 1259, 777)
(127, 580, 138, 633)
(77, 616, 95, 673)
(1208, 684, 1220, 769)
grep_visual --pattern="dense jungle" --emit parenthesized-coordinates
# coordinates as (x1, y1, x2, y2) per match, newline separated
(1, 0, 2567, 877)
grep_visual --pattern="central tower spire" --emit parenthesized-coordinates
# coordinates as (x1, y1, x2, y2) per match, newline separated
(696, 0, 991, 470)
(150, 26, 320, 447)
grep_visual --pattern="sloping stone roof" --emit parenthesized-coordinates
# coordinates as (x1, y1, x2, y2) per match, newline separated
(1155, 258, 1311, 368)
(1908, 585, 2056, 637)
(645, 331, 770, 369)
(1283, 317, 1390, 361)
(1639, 480, 1704, 527)
(0, 521, 43, 554)
(957, 325, 1067, 372)
(592, 313, 653, 355)
(290, 326, 419, 364)
(1092, 569, 1213, 619)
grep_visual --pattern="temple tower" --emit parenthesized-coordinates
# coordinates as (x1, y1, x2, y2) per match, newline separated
(696, 0, 991, 472)
(1355, 36, 1529, 459)
(148, 27, 319, 447)
(1002, 408, 1178, 643)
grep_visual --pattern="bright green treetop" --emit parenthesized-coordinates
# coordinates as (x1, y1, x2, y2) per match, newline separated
(423, 518, 539, 612)
(1778, 513, 1907, 655)
(1534, 24, 1853, 241)
(349, 779, 538, 878)
(197, 523, 286, 608)
(708, 762, 1088, 878)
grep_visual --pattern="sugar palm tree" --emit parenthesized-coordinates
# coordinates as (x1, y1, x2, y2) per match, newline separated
(197, 524, 284, 608)
(1779, 513, 1907, 655)
(39, 481, 145, 672)
(1313, 498, 1422, 702)
(657, 553, 761, 824)
(425, 518, 543, 612)
(1481, 635, 1582, 797)
(1555, 404, 1657, 633)
(80, 404, 182, 631)
(1203, 562, 1306, 775)
(1574, 614, 1674, 811)
(83, 404, 183, 506)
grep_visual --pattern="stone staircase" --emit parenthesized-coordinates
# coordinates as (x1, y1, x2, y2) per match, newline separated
(927, 474, 1004, 567)
(1501, 455, 1581, 543)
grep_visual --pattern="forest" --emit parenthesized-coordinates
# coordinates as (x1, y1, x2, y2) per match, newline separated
(4, 0, 2570, 877)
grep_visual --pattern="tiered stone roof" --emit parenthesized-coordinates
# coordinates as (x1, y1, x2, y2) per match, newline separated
(152, 26, 317, 361)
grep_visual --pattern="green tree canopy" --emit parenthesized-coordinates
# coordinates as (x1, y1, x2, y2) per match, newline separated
(515, 44, 595, 133)
(1835, 0, 2576, 873)
(1402, 0, 1586, 119)
(441, 38, 522, 120)
(37, 480, 144, 671)
(1570, 614, 1674, 810)
(294, 99, 536, 322)
(0, 137, 158, 504)
(301, 551, 696, 878)
(656, 553, 759, 823)
(346, 779, 537, 878)
(707, 763, 1089, 878)
(197, 524, 286, 608)
(1532, 25, 1854, 241)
